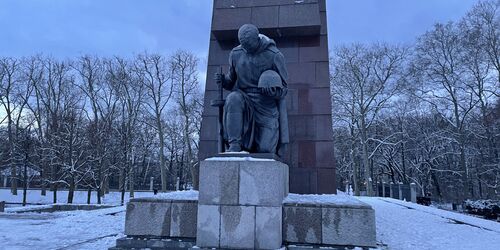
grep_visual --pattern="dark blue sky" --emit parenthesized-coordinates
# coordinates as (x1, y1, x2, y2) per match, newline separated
(0, 0, 479, 59)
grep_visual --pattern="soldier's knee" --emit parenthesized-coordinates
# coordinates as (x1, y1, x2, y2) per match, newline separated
(225, 92, 244, 111)
(226, 91, 244, 104)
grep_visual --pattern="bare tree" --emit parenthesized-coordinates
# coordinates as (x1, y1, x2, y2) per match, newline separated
(22, 55, 47, 196)
(460, 0, 500, 198)
(74, 55, 113, 203)
(463, 1, 500, 84)
(169, 50, 202, 190)
(107, 57, 143, 200)
(135, 53, 173, 192)
(331, 44, 408, 196)
(34, 57, 76, 203)
(0, 57, 34, 195)
(414, 22, 481, 199)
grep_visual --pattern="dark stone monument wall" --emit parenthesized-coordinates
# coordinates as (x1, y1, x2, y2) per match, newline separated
(199, 0, 336, 194)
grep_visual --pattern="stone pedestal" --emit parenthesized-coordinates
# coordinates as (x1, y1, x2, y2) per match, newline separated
(283, 194, 377, 248)
(197, 157, 288, 249)
(124, 192, 198, 238)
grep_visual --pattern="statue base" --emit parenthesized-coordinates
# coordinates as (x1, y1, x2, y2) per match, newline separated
(110, 157, 376, 249)
(197, 157, 288, 249)
(216, 152, 282, 161)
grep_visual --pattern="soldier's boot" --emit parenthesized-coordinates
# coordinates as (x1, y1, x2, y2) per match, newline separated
(228, 143, 242, 152)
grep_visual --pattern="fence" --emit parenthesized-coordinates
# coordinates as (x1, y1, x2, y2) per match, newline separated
(375, 182, 418, 203)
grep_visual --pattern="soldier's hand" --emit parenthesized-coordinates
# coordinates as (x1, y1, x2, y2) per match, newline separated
(214, 73, 225, 86)
(262, 87, 287, 100)
(261, 87, 277, 97)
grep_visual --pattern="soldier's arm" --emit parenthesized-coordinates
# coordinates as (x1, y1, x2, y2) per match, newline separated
(214, 51, 237, 90)
(223, 51, 237, 90)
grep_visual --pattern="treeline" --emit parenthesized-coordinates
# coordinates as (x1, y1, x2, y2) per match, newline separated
(331, 0, 500, 202)
(0, 51, 202, 204)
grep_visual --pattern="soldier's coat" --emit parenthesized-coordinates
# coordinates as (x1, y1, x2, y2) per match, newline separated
(223, 34, 289, 153)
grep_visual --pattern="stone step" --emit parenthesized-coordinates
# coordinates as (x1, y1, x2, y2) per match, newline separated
(110, 236, 381, 250)
(113, 237, 196, 249)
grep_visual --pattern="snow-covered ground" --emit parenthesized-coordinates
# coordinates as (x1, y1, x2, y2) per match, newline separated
(0, 205, 126, 249)
(1, 191, 499, 250)
(359, 197, 500, 250)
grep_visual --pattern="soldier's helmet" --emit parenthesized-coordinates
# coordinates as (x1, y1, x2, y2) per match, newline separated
(258, 70, 283, 89)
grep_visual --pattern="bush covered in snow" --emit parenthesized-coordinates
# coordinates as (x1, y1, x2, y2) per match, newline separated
(464, 199, 500, 220)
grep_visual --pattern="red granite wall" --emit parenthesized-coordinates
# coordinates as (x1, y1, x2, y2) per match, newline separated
(199, 0, 335, 194)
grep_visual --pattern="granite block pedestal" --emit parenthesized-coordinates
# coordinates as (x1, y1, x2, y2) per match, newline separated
(123, 192, 198, 239)
(112, 157, 377, 250)
(283, 194, 377, 248)
(197, 157, 288, 249)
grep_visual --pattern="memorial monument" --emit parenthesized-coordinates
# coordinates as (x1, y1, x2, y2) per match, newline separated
(199, 0, 336, 194)
(214, 23, 289, 154)
(111, 1, 377, 249)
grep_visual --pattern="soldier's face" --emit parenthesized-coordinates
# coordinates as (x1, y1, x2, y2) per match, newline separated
(240, 35, 260, 54)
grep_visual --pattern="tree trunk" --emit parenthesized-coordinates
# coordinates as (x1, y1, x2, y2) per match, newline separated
(121, 186, 125, 206)
(96, 187, 101, 204)
(120, 168, 125, 205)
(87, 188, 91, 204)
(97, 160, 103, 204)
(11, 166, 17, 195)
(360, 116, 372, 196)
(349, 123, 360, 196)
(353, 162, 360, 196)
(52, 184, 57, 203)
(158, 119, 168, 192)
(40, 167, 46, 196)
(178, 164, 184, 191)
(183, 112, 196, 190)
(51, 163, 57, 203)
(431, 171, 442, 199)
(22, 163, 28, 206)
(457, 125, 470, 200)
(129, 155, 135, 198)
(67, 175, 75, 204)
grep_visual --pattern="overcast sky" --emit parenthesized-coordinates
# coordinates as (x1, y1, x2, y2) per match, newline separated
(0, 0, 480, 62)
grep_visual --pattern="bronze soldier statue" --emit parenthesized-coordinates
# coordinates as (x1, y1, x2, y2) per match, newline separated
(215, 24, 289, 154)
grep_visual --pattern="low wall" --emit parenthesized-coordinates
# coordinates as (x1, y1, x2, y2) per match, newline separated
(14, 204, 115, 213)
(124, 191, 198, 238)
(122, 190, 377, 249)
(283, 194, 377, 247)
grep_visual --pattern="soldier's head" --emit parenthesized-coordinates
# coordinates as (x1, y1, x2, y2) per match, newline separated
(238, 24, 260, 54)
